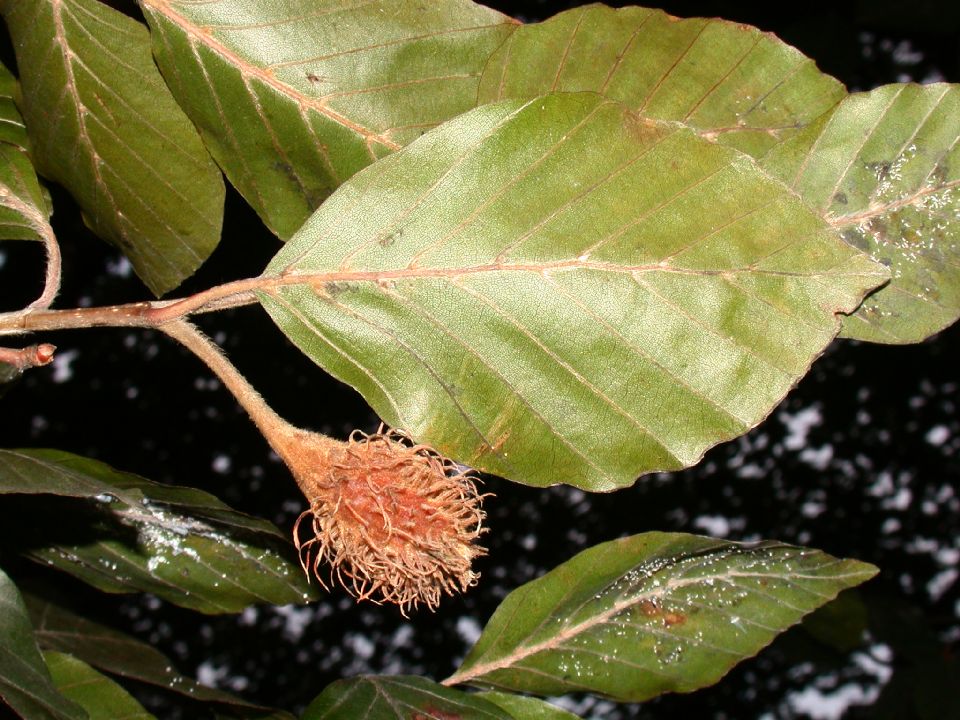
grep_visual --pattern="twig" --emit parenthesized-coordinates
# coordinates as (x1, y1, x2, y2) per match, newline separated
(0, 278, 262, 336)
(0, 189, 62, 317)
(0, 343, 56, 371)
(28, 221, 62, 311)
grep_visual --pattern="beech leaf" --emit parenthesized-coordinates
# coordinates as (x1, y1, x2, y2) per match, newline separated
(44, 652, 154, 720)
(139, 0, 517, 239)
(0, 60, 50, 243)
(258, 92, 887, 490)
(477, 691, 580, 719)
(446, 532, 878, 701)
(26, 594, 291, 717)
(762, 83, 960, 343)
(0, 0, 225, 296)
(301, 675, 511, 720)
(476, 4, 845, 159)
(0, 567, 86, 720)
(0, 449, 318, 613)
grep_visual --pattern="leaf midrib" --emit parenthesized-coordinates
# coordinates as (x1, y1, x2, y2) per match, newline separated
(445, 565, 872, 686)
(142, 0, 402, 152)
(827, 177, 960, 228)
(266, 257, 882, 285)
(49, 0, 117, 232)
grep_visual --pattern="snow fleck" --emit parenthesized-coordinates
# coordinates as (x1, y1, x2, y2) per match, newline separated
(105, 255, 132, 278)
(212, 454, 232, 474)
(693, 515, 730, 537)
(925, 424, 950, 446)
(345, 632, 375, 661)
(273, 604, 314, 642)
(780, 405, 822, 451)
(50, 349, 79, 383)
(927, 568, 957, 601)
(455, 616, 482, 646)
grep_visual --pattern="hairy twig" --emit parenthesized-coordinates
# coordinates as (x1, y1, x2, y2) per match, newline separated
(28, 222, 62, 312)
(0, 278, 261, 336)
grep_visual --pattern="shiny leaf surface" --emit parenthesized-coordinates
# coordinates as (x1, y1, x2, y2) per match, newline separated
(302, 675, 511, 720)
(477, 691, 580, 719)
(259, 93, 886, 490)
(140, 0, 516, 238)
(0, 0, 224, 295)
(26, 594, 290, 716)
(44, 652, 154, 720)
(0, 567, 86, 720)
(448, 533, 878, 701)
(477, 4, 845, 158)
(762, 83, 960, 343)
(0, 449, 317, 613)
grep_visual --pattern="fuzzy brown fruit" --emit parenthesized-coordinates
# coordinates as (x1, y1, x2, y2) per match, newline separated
(277, 426, 487, 613)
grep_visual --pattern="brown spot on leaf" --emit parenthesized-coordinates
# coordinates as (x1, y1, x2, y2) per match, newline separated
(638, 599, 660, 616)
(379, 227, 403, 248)
(663, 611, 686, 627)
(622, 108, 662, 146)
(637, 599, 685, 626)
(322, 281, 352, 298)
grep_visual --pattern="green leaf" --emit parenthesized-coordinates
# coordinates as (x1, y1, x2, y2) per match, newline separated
(0, 448, 318, 613)
(44, 652, 154, 720)
(762, 83, 960, 343)
(25, 593, 291, 716)
(258, 92, 887, 491)
(446, 532, 878, 701)
(0, 567, 86, 720)
(477, 691, 580, 720)
(477, 4, 845, 159)
(139, 0, 517, 239)
(301, 676, 512, 720)
(0, 0, 225, 296)
(0, 59, 51, 242)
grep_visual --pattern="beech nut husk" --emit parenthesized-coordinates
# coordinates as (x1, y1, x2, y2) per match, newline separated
(282, 426, 487, 613)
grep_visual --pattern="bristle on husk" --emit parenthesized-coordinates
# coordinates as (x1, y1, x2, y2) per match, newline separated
(288, 426, 487, 613)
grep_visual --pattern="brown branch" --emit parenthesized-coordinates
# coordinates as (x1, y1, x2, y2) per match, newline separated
(0, 343, 56, 371)
(28, 220, 62, 312)
(0, 278, 261, 336)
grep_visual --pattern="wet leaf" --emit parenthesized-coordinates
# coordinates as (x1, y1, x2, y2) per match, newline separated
(0, 567, 86, 720)
(44, 652, 154, 720)
(477, 4, 845, 159)
(0, 0, 225, 296)
(259, 92, 887, 491)
(140, 0, 516, 239)
(477, 691, 580, 719)
(447, 532, 878, 701)
(301, 675, 511, 720)
(26, 593, 291, 716)
(0, 59, 50, 242)
(0, 448, 318, 613)
(762, 83, 960, 343)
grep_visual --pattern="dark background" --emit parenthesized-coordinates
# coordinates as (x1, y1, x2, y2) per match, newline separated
(1, 1, 958, 718)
